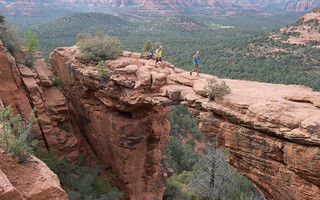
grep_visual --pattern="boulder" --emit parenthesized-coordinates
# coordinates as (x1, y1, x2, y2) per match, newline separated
(0, 151, 68, 200)
(122, 51, 132, 57)
(131, 52, 142, 59)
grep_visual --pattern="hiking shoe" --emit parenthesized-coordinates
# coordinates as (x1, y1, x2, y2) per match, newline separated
(190, 71, 192, 76)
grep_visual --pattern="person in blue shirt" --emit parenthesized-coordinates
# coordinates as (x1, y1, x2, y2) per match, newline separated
(190, 51, 201, 77)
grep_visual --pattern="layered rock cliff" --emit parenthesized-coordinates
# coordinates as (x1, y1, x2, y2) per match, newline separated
(0, 41, 96, 161)
(50, 48, 171, 199)
(50, 46, 320, 200)
(0, 42, 71, 199)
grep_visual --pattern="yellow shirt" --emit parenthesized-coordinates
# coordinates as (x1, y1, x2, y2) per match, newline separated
(156, 49, 162, 57)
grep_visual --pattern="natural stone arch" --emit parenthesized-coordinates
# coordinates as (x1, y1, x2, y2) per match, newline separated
(50, 47, 320, 200)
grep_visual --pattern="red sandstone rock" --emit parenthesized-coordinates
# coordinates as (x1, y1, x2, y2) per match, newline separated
(0, 44, 34, 118)
(50, 47, 171, 199)
(122, 51, 132, 57)
(50, 45, 320, 200)
(0, 169, 23, 200)
(131, 52, 142, 59)
(151, 71, 167, 89)
(0, 42, 92, 162)
(0, 150, 68, 200)
(33, 59, 53, 87)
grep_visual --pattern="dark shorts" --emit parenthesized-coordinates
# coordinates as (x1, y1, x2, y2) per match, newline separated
(194, 63, 199, 68)
(156, 57, 162, 62)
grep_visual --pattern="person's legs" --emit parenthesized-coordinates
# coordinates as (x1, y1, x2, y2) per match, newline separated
(155, 57, 159, 67)
(190, 64, 196, 75)
(159, 57, 163, 68)
(196, 65, 200, 76)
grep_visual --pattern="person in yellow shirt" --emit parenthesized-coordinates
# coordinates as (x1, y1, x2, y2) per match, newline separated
(155, 46, 163, 68)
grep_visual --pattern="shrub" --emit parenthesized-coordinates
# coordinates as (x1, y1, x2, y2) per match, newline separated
(203, 78, 231, 100)
(0, 105, 38, 163)
(52, 77, 64, 86)
(25, 52, 35, 68)
(23, 30, 39, 68)
(0, 25, 23, 56)
(76, 33, 122, 62)
(59, 124, 70, 132)
(96, 61, 111, 81)
(39, 152, 124, 200)
(142, 40, 152, 52)
(163, 175, 196, 200)
(24, 29, 39, 54)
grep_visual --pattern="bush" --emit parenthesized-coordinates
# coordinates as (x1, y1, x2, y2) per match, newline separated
(203, 78, 231, 100)
(0, 22, 23, 56)
(23, 30, 39, 68)
(76, 33, 122, 62)
(24, 29, 39, 54)
(0, 105, 38, 163)
(96, 61, 111, 81)
(142, 40, 152, 52)
(39, 151, 124, 200)
(52, 77, 64, 86)
(59, 124, 70, 132)
(163, 175, 196, 200)
(25, 52, 35, 68)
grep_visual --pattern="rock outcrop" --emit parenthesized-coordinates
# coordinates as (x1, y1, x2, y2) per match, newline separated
(0, 148, 68, 200)
(287, 1, 317, 13)
(0, 41, 95, 198)
(50, 47, 171, 199)
(0, 100, 68, 200)
(50, 46, 320, 200)
(277, 8, 320, 46)
(0, 41, 95, 161)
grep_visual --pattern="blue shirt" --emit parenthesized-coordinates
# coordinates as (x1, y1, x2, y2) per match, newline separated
(194, 56, 200, 64)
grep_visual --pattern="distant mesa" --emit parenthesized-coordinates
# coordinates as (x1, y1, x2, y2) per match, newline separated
(1, 0, 320, 15)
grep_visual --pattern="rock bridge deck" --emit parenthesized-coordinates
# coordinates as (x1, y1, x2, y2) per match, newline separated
(51, 46, 320, 200)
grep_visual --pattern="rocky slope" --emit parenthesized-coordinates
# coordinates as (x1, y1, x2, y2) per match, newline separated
(50, 46, 320, 200)
(274, 7, 320, 45)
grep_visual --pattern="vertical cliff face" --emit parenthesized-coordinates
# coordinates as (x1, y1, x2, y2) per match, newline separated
(0, 41, 97, 161)
(50, 47, 171, 199)
(0, 42, 71, 199)
(50, 46, 320, 200)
